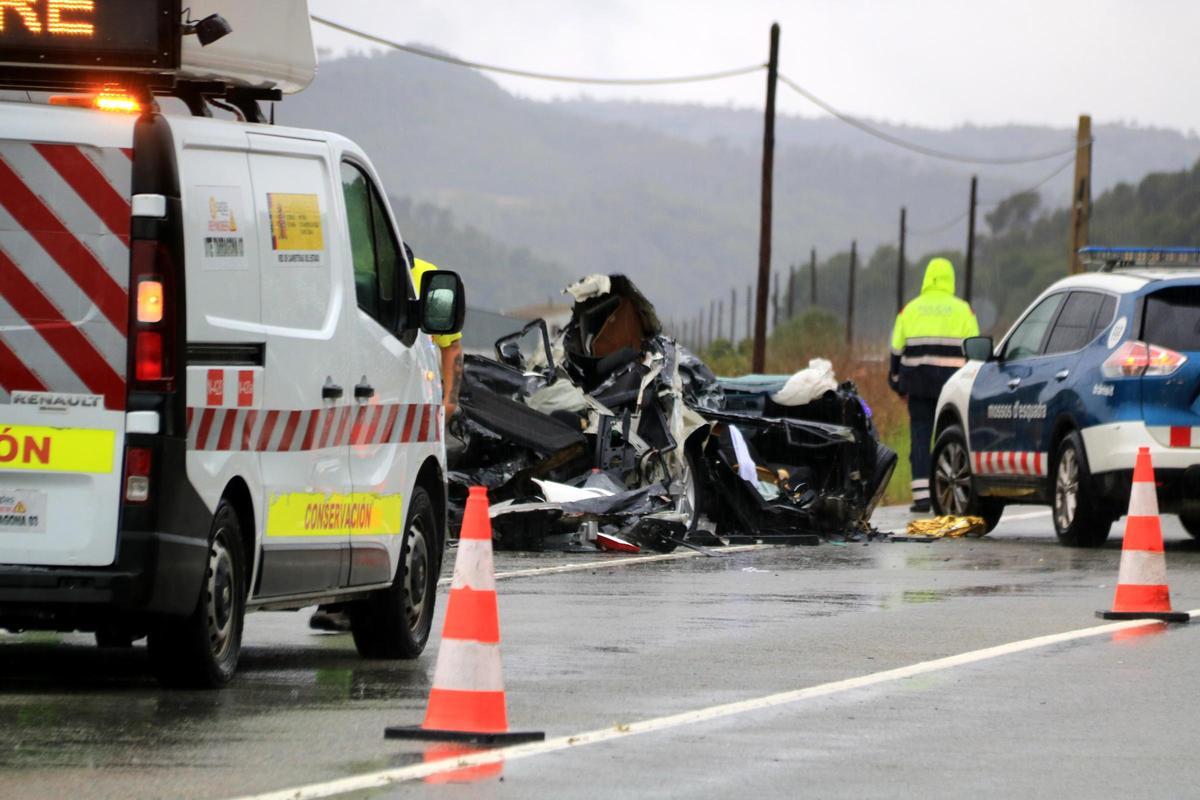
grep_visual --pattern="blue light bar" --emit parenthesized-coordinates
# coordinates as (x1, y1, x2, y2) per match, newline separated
(1079, 247, 1200, 271)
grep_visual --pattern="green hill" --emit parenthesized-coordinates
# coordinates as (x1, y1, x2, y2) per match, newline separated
(282, 48, 1200, 319)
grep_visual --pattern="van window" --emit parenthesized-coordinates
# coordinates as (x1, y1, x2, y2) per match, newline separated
(1003, 293, 1064, 360)
(370, 190, 403, 332)
(340, 162, 379, 319)
(1044, 291, 1105, 355)
(341, 162, 408, 332)
(1144, 286, 1200, 351)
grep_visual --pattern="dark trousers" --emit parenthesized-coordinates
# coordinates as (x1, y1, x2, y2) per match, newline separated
(907, 396, 936, 502)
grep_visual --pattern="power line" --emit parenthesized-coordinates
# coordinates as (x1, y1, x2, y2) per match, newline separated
(315, 15, 1096, 169)
(978, 155, 1077, 204)
(908, 155, 1077, 238)
(777, 73, 1085, 166)
(908, 209, 971, 238)
(311, 15, 766, 86)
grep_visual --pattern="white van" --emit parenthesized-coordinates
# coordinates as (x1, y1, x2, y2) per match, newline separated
(0, 86, 465, 686)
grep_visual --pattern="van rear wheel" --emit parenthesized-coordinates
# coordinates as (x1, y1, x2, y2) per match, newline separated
(147, 500, 246, 688)
(351, 487, 438, 659)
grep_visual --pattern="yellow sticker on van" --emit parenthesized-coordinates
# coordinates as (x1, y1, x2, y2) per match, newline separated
(266, 492, 403, 537)
(0, 425, 116, 473)
(267, 192, 324, 253)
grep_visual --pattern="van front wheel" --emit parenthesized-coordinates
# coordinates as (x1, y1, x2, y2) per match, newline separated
(351, 487, 438, 659)
(148, 501, 246, 688)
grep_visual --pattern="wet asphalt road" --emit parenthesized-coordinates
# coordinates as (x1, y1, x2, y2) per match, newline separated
(3, 507, 1200, 799)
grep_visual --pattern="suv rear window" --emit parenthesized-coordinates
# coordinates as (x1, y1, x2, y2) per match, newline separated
(1144, 287, 1200, 351)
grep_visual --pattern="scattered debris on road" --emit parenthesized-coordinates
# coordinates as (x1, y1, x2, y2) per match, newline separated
(447, 274, 897, 553)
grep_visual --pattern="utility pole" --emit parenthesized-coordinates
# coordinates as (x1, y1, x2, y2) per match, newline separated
(846, 241, 857, 346)
(787, 263, 796, 319)
(752, 22, 780, 373)
(698, 308, 705, 351)
(1069, 114, 1093, 274)
(730, 287, 737, 343)
(896, 207, 907, 312)
(809, 248, 817, 308)
(771, 270, 780, 331)
(708, 300, 715, 346)
(745, 283, 752, 343)
(965, 175, 977, 303)
(717, 300, 724, 343)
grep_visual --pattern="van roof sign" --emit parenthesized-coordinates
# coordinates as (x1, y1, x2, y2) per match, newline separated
(0, 0, 179, 71)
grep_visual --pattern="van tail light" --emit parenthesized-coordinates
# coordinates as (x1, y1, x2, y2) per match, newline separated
(135, 331, 163, 380)
(137, 279, 163, 323)
(128, 240, 175, 391)
(1102, 340, 1188, 378)
(124, 446, 152, 503)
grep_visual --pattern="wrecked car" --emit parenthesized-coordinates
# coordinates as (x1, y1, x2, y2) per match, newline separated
(447, 274, 896, 552)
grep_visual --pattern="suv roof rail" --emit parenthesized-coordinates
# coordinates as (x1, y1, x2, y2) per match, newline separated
(1080, 246, 1200, 272)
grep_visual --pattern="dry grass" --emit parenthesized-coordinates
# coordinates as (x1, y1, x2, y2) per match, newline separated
(699, 310, 912, 505)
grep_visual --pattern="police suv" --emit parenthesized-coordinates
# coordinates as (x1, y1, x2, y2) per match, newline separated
(0, 2, 465, 686)
(933, 248, 1200, 547)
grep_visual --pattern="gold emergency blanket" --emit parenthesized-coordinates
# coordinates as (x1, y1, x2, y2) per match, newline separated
(904, 515, 988, 539)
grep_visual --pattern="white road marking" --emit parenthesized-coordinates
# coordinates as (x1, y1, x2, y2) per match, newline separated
(438, 544, 768, 586)
(231, 611, 1195, 800)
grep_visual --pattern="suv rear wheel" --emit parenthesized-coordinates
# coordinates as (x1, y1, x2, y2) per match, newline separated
(351, 486, 438, 659)
(930, 425, 1004, 532)
(147, 500, 246, 688)
(1051, 431, 1114, 547)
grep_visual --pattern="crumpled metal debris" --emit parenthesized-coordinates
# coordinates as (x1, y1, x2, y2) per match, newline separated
(449, 273, 897, 553)
(903, 515, 988, 539)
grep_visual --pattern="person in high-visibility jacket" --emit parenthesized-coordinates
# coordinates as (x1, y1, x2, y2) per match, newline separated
(889, 257, 979, 512)
(410, 254, 464, 418)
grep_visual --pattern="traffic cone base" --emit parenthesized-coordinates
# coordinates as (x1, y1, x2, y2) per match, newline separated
(1097, 609, 1190, 623)
(1097, 447, 1191, 624)
(384, 725, 545, 745)
(386, 486, 545, 745)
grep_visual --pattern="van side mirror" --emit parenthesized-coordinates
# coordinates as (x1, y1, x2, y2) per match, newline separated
(418, 270, 466, 335)
(963, 336, 995, 362)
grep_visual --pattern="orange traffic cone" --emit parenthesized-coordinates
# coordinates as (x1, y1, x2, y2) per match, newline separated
(386, 486, 545, 744)
(1098, 447, 1190, 623)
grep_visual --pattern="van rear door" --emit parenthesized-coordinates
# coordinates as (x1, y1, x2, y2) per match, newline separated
(0, 106, 135, 566)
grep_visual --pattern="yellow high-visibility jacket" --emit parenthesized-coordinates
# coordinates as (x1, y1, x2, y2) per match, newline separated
(889, 258, 979, 399)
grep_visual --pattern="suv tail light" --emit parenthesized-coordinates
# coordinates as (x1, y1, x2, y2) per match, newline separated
(128, 240, 175, 390)
(1102, 340, 1188, 378)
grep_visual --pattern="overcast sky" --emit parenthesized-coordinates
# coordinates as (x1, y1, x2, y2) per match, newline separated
(308, 0, 1199, 134)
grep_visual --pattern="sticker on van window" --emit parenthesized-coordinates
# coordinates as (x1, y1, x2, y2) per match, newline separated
(1107, 316, 1127, 349)
(267, 192, 325, 264)
(0, 490, 46, 534)
(195, 186, 248, 271)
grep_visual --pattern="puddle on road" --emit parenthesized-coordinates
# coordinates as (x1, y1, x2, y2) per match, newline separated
(1111, 622, 1169, 644)
(0, 633, 436, 771)
(421, 743, 504, 785)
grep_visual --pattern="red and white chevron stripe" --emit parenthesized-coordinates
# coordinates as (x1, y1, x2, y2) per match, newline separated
(972, 450, 1047, 477)
(186, 403, 442, 452)
(1156, 426, 1200, 448)
(0, 140, 133, 410)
